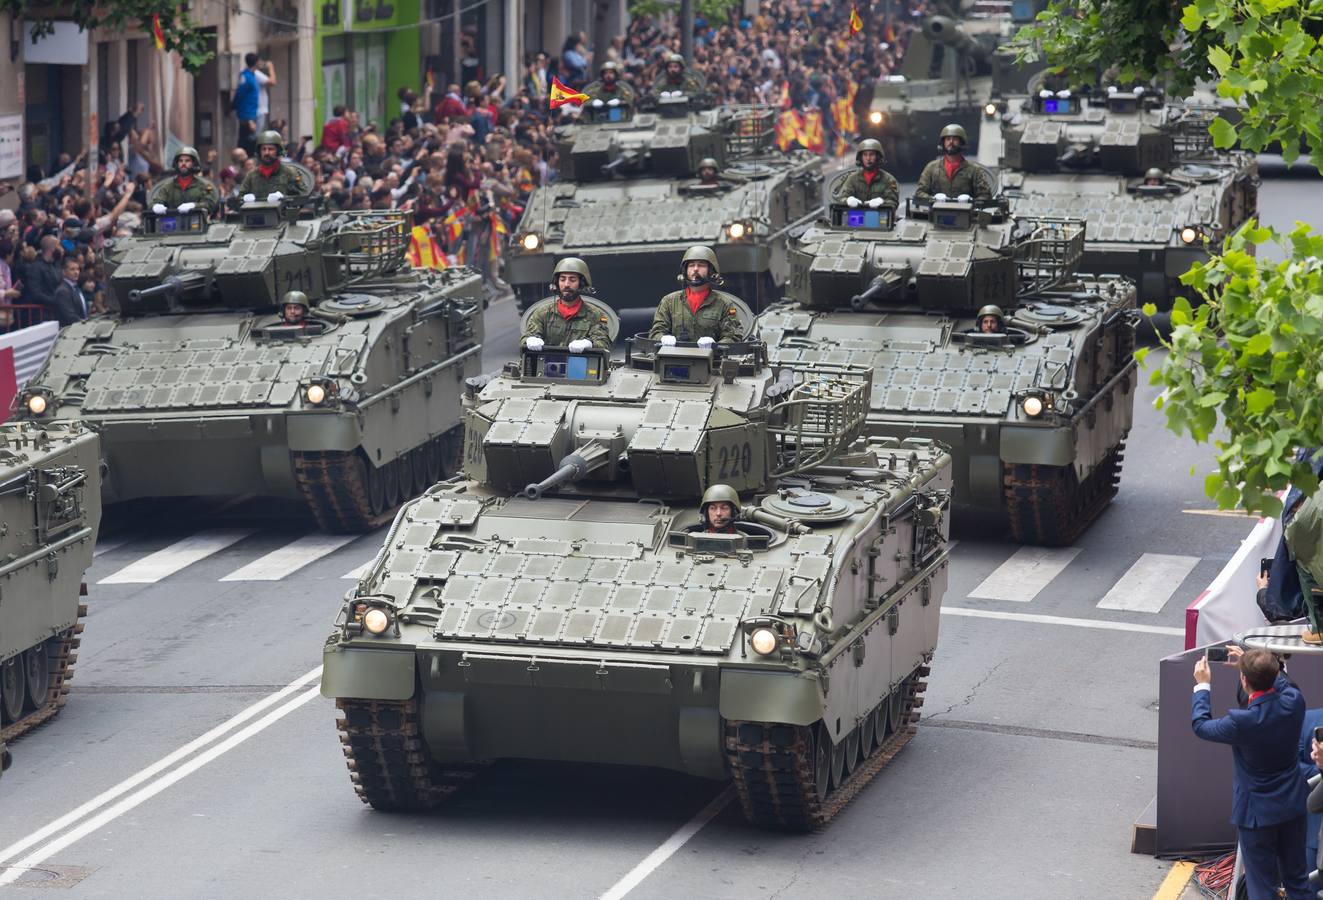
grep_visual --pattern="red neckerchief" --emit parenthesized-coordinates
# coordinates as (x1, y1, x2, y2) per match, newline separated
(862, 169, 877, 185)
(603, 82, 618, 92)
(1249, 687, 1276, 703)
(556, 297, 582, 319)
(685, 285, 710, 314)
(943, 156, 963, 181)
(706, 525, 737, 534)
(259, 162, 280, 178)
(176, 174, 194, 190)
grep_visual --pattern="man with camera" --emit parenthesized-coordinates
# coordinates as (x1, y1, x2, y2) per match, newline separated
(1194, 646, 1312, 899)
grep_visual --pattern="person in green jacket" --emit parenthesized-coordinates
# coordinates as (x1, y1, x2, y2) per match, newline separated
(651, 54, 706, 97)
(649, 246, 744, 346)
(153, 147, 219, 214)
(239, 131, 308, 202)
(522, 257, 611, 352)
(914, 124, 995, 205)
(832, 138, 899, 210)
(583, 61, 636, 107)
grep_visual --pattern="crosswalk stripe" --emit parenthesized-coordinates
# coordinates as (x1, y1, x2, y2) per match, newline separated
(219, 534, 359, 582)
(98, 530, 256, 584)
(968, 546, 1081, 602)
(1096, 553, 1201, 613)
(342, 562, 370, 580)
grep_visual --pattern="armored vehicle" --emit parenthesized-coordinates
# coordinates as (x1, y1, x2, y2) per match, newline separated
(759, 192, 1137, 545)
(998, 87, 1258, 308)
(16, 200, 484, 531)
(0, 421, 101, 745)
(506, 104, 824, 313)
(323, 333, 953, 830)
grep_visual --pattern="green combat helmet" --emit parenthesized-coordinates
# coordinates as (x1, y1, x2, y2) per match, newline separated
(256, 130, 284, 150)
(855, 138, 886, 165)
(976, 303, 1004, 323)
(174, 146, 201, 170)
(681, 244, 721, 278)
(551, 256, 593, 290)
(699, 482, 742, 523)
(938, 123, 968, 147)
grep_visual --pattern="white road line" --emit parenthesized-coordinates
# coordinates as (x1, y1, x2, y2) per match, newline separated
(1096, 553, 1201, 614)
(598, 786, 735, 900)
(342, 561, 370, 580)
(941, 606, 1184, 636)
(967, 546, 1081, 602)
(97, 529, 256, 584)
(0, 666, 322, 869)
(0, 684, 322, 886)
(92, 536, 136, 558)
(219, 533, 359, 581)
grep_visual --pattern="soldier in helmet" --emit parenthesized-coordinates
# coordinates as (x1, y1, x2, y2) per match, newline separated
(522, 257, 611, 352)
(238, 130, 308, 202)
(651, 53, 706, 97)
(697, 158, 722, 186)
(915, 124, 995, 205)
(153, 147, 219, 215)
(698, 484, 741, 534)
(833, 139, 899, 210)
(976, 304, 1005, 334)
(282, 291, 310, 326)
(1143, 167, 1166, 187)
(649, 245, 744, 347)
(583, 61, 636, 106)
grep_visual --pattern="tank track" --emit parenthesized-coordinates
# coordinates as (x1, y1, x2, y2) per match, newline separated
(0, 600, 86, 744)
(336, 695, 487, 811)
(292, 427, 462, 533)
(1002, 440, 1126, 546)
(724, 662, 929, 831)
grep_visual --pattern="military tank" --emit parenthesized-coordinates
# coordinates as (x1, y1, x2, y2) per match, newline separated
(322, 334, 953, 830)
(998, 87, 1258, 309)
(506, 103, 824, 313)
(759, 191, 1137, 545)
(16, 198, 485, 531)
(0, 421, 101, 746)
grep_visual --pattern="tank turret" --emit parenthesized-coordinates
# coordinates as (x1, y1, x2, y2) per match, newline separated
(1000, 89, 1172, 176)
(923, 16, 994, 68)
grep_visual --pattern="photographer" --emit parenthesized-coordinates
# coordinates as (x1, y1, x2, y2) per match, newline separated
(1193, 646, 1312, 899)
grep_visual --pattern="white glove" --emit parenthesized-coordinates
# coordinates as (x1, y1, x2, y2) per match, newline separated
(697, 336, 715, 348)
(266, 191, 284, 202)
(866, 197, 885, 209)
(152, 203, 168, 215)
(177, 202, 195, 213)
(607, 98, 620, 107)
(845, 196, 861, 208)
(524, 336, 545, 351)
(934, 193, 949, 202)
(592, 99, 605, 108)
(567, 339, 592, 353)
(660, 334, 677, 346)
(957, 194, 972, 203)
(243, 193, 256, 203)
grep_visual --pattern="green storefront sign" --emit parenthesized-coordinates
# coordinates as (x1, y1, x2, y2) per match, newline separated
(315, 0, 420, 132)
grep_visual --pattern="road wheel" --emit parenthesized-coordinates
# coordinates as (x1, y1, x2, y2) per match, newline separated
(1, 657, 26, 724)
(23, 643, 50, 710)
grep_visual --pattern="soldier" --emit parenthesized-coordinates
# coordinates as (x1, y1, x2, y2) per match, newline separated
(976, 304, 1005, 334)
(649, 245, 744, 346)
(152, 147, 219, 215)
(1143, 167, 1166, 187)
(698, 158, 721, 186)
(699, 484, 741, 534)
(282, 291, 310, 326)
(651, 53, 705, 97)
(914, 124, 995, 205)
(239, 131, 308, 202)
(833, 138, 899, 210)
(522, 257, 611, 352)
(583, 61, 636, 107)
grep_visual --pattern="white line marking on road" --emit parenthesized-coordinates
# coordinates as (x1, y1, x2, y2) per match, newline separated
(219, 533, 358, 581)
(98, 529, 256, 584)
(0, 666, 322, 870)
(92, 536, 135, 558)
(967, 546, 1081, 602)
(942, 606, 1184, 636)
(1096, 553, 1201, 614)
(0, 683, 322, 886)
(598, 786, 735, 900)
(342, 561, 370, 580)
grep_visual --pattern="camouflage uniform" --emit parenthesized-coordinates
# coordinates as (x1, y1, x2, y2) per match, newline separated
(523, 300, 611, 349)
(582, 79, 636, 105)
(914, 157, 995, 204)
(651, 72, 706, 96)
(155, 176, 220, 214)
(832, 168, 899, 207)
(239, 163, 308, 199)
(648, 288, 744, 343)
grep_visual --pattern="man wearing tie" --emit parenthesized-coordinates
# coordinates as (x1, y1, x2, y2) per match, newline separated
(51, 256, 88, 327)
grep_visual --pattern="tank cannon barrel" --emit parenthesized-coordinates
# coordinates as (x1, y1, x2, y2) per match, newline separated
(600, 151, 641, 177)
(851, 268, 910, 310)
(523, 442, 611, 500)
(922, 16, 992, 62)
(127, 273, 206, 305)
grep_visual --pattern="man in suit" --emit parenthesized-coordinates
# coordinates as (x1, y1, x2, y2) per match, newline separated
(50, 256, 88, 327)
(1193, 647, 1312, 899)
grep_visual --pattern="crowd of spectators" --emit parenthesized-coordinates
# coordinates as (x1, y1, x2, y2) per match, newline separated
(0, 0, 926, 329)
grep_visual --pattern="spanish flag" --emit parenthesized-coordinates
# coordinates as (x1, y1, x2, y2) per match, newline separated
(487, 212, 508, 263)
(777, 80, 790, 110)
(849, 5, 863, 35)
(409, 225, 447, 269)
(441, 210, 465, 248)
(549, 76, 589, 110)
(152, 14, 166, 50)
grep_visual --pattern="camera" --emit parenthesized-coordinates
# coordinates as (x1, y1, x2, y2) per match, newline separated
(1206, 646, 1230, 663)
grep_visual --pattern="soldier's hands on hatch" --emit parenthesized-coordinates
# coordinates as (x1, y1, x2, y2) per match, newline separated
(524, 336, 545, 351)
(697, 336, 715, 348)
(660, 335, 677, 346)
(567, 339, 592, 353)
(845, 196, 861, 208)
(177, 202, 195, 213)
(866, 197, 885, 209)
(243, 193, 256, 203)
(152, 203, 168, 215)
(608, 98, 620, 106)
(592, 99, 604, 107)
(934, 193, 949, 202)
(267, 192, 284, 203)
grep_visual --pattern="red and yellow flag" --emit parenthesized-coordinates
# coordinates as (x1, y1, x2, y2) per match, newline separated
(775, 110, 803, 152)
(152, 14, 166, 50)
(801, 110, 826, 154)
(849, 5, 864, 35)
(441, 210, 465, 247)
(777, 81, 790, 110)
(549, 77, 589, 110)
(487, 213, 508, 263)
(409, 225, 447, 269)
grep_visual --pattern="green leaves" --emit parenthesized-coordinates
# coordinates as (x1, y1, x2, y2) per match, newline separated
(0, 1, 215, 73)
(1208, 45, 1234, 74)
(1209, 116, 1239, 148)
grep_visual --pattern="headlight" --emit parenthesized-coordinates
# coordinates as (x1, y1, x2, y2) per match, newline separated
(305, 384, 326, 405)
(727, 221, 747, 240)
(868, 110, 884, 125)
(26, 394, 47, 415)
(750, 627, 779, 656)
(1022, 395, 1044, 417)
(1179, 226, 1199, 244)
(520, 232, 542, 251)
(363, 608, 390, 635)
(984, 102, 998, 117)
